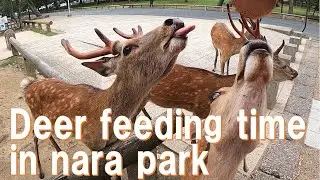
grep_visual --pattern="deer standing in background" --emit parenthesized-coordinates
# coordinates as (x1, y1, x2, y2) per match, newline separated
(183, 5, 274, 179)
(211, 17, 265, 75)
(22, 19, 195, 178)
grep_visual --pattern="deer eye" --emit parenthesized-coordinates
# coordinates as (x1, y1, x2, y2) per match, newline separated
(164, 19, 174, 26)
(123, 46, 132, 56)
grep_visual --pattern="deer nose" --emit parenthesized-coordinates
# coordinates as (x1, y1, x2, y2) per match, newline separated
(173, 18, 185, 30)
(164, 19, 174, 26)
(164, 18, 185, 30)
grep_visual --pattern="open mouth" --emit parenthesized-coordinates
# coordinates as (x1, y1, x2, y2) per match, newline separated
(246, 42, 271, 54)
(172, 25, 195, 39)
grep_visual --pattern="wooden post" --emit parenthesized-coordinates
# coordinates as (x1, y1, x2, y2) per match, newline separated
(4, 29, 16, 50)
(38, 23, 42, 30)
(267, 81, 279, 109)
(23, 58, 37, 78)
(127, 148, 158, 180)
(11, 44, 19, 56)
(32, 22, 36, 28)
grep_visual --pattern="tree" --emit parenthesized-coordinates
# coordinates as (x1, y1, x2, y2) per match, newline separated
(0, 0, 15, 17)
(217, 0, 225, 6)
(26, 0, 42, 17)
(288, 0, 294, 14)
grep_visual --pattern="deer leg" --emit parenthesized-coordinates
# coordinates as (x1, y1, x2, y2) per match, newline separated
(220, 61, 226, 75)
(213, 47, 219, 71)
(142, 108, 152, 120)
(33, 131, 45, 179)
(226, 59, 230, 75)
(49, 136, 61, 152)
(243, 157, 249, 172)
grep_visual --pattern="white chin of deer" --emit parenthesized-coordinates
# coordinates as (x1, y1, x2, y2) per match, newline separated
(168, 37, 188, 54)
(244, 51, 273, 82)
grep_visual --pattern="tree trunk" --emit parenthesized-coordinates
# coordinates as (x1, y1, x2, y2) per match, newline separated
(44, 0, 48, 12)
(15, 0, 22, 28)
(54, 0, 60, 10)
(217, 0, 224, 6)
(26, 0, 42, 17)
(288, 0, 294, 14)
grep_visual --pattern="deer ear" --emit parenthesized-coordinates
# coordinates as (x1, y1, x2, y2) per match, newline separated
(82, 58, 114, 77)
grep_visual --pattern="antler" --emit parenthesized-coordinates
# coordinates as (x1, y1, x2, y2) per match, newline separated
(113, 25, 143, 39)
(240, 16, 260, 39)
(227, 4, 261, 40)
(227, 4, 247, 41)
(61, 28, 121, 59)
(274, 40, 285, 55)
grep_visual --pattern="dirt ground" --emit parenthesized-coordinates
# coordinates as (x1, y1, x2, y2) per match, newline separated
(0, 57, 91, 180)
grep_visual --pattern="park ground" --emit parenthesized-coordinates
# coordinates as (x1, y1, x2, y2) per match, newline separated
(0, 8, 319, 180)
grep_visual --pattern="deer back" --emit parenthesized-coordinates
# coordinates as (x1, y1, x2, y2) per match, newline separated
(149, 64, 235, 118)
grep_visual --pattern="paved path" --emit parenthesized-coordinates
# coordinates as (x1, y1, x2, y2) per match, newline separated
(251, 37, 320, 180)
(3, 14, 318, 179)
(47, 8, 320, 37)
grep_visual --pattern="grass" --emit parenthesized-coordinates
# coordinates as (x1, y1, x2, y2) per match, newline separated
(29, 28, 58, 36)
(0, 56, 24, 68)
(274, 4, 319, 17)
(146, 0, 220, 5)
(72, 0, 319, 18)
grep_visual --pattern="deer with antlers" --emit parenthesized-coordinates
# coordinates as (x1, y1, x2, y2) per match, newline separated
(182, 4, 275, 179)
(21, 19, 195, 178)
(211, 15, 267, 75)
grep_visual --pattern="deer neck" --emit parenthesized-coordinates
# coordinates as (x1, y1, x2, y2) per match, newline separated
(232, 37, 246, 53)
(203, 80, 267, 180)
(229, 79, 268, 134)
(98, 72, 154, 119)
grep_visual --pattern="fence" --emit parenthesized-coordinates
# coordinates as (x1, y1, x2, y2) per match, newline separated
(22, 20, 53, 32)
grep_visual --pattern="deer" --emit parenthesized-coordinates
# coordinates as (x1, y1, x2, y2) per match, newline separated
(21, 18, 195, 179)
(182, 4, 275, 179)
(211, 17, 266, 75)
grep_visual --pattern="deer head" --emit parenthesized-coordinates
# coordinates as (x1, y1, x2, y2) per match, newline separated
(272, 40, 298, 81)
(62, 19, 195, 90)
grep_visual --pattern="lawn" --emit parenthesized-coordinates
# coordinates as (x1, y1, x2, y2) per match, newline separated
(74, 0, 318, 17)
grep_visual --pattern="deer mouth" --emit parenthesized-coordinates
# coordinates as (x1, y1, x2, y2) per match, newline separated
(244, 41, 272, 60)
(172, 25, 195, 39)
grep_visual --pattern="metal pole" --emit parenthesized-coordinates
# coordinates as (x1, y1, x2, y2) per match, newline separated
(302, 0, 311, 32)
(10, 0, 14, 18)
(67, 0, 71, 16)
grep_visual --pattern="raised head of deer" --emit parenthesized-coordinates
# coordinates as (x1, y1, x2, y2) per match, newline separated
(22, 18, 195, 178)
(211, 4, 267, 75)
(183, 5, 273, 179)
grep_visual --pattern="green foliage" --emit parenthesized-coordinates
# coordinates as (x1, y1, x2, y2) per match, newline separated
(30, 27, 57, 36)
(0, 56, 24, 68)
